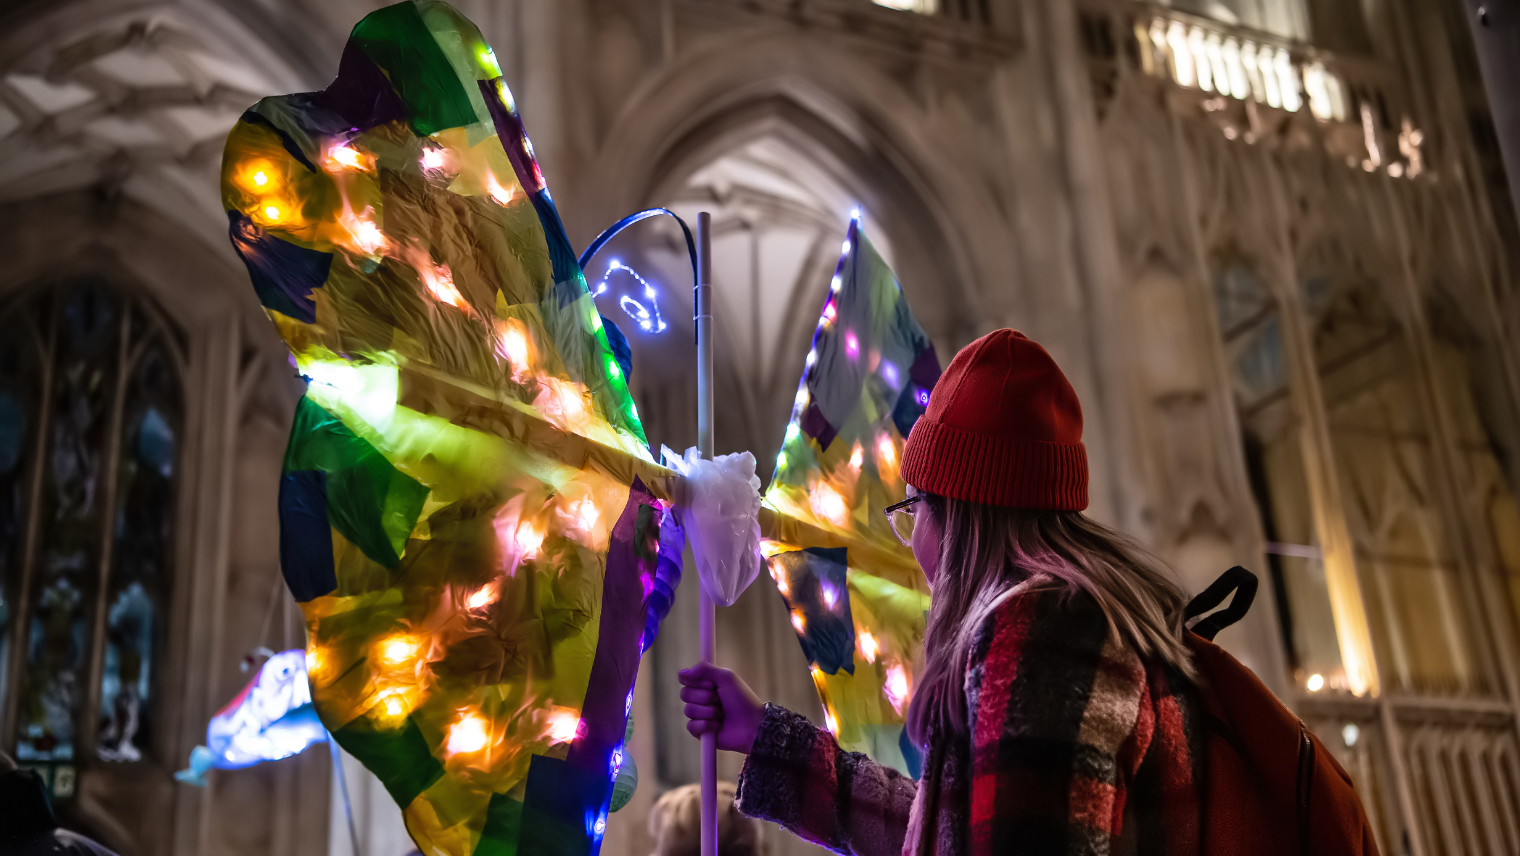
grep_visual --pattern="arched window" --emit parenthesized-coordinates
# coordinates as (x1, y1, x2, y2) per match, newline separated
(1214, 260, 1347, 690)
(0, 279, 182, 803)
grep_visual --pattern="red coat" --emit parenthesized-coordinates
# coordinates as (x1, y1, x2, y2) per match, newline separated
(735, 585, 1203, 856)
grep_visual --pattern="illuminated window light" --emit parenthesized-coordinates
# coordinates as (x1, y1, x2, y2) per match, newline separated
(1341, 723, 1359, 747)
(1189, 27, 1212, 92)
(1167, 23, 1194, 88)
(1275, 50, 1301, 112)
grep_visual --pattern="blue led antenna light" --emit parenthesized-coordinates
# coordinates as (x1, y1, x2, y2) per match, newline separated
(596, 259, 667, 333)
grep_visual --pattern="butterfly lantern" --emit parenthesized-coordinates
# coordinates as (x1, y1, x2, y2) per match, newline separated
(220, 2, 701, 852)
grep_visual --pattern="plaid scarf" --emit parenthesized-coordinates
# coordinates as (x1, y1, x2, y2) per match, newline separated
(735, 587, 1202, 856)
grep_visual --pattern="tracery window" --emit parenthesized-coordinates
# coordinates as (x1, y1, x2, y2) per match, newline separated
(1214, 262, 1347, 691)
(0, 279, 181, 803)
(1299, 267, 1495, 698)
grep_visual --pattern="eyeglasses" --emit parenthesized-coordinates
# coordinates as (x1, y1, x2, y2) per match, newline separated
(884, 495, 922, 546)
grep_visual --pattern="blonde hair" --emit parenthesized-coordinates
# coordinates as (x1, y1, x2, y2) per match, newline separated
(905, 495, 1196, 745)
(647, 781, 760, 856)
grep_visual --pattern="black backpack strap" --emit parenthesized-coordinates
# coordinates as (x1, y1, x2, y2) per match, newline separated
(1184, 566, 1258, 641)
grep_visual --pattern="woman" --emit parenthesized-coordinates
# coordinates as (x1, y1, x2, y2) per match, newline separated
(680, 329, 1203, 856)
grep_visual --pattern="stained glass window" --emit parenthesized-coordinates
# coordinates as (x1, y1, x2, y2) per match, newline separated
(0, 280, 181, 801)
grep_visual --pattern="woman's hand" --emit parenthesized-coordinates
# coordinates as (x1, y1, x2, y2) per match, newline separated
(677, 662, 765, 754)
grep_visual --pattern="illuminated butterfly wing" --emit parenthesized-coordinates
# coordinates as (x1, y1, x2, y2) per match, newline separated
(221, 3, 674, 852)
(759, 216, 940, 777)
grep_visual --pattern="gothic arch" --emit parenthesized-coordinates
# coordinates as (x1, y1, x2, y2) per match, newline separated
(576, 33, 1002, 347)
(0, 0, 317, 255)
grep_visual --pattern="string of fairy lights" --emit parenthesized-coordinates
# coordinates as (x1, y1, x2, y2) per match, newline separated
(594, 259, 667, 333)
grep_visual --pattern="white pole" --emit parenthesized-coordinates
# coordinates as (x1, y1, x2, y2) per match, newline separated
(695, 211, 717, 856)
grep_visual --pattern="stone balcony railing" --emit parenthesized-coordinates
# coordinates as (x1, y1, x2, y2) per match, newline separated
(1076, 1, 1426, 180)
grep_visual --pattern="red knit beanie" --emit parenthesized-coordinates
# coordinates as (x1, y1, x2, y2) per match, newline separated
(900, 329, 1087, 510)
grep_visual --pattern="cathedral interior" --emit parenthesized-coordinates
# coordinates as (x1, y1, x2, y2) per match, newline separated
(1, 0, 1518, 854)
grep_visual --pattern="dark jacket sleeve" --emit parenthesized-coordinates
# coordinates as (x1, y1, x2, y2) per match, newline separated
(734, 703, 917, 856)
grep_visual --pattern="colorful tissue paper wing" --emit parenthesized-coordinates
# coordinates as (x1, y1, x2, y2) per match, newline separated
(760, 217, 939, 778)
(221, 4, 678, 853)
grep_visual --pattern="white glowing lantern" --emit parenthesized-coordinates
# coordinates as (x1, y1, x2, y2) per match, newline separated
(514, 521, 545, 558)
(328, 144, 367, 171)
(546, 709, 581, 744)
(858, 630, 879, 664)
(484, 172, 516, 205)
(573, 499, 600, 533)
(497, 320, 533, 380)
(448, 713, 490, 755)
(466, 583, 497, 610)
(339, 210, 387, 256)
(379, 636, 420, 667)
(810, 483, 849, 527)
(884, 664, 910, 714)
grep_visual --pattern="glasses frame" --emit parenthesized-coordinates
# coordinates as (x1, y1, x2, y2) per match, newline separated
(884, 494, 922, 546)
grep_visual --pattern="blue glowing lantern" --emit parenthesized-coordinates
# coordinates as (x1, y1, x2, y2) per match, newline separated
(175, 649, 326, 785)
